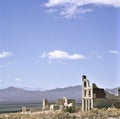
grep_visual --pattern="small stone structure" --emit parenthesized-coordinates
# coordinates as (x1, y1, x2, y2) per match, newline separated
(42, 99, 49, 110)
(42, 97, 75, 111)
(82, 75, 105, 111)
(21, 106, 27, 114)
(63, 97, 75, 108)
(50, 104, 62, 111)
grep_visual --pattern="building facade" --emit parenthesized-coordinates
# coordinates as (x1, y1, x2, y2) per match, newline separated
(118, 88, 120, 97)
(82, 75, 93, 111)
(82, 75, 105, 111)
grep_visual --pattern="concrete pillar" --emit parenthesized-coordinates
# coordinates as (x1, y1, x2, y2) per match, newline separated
(82, 99, 84, 111)
(85, 99, 88, 111)
(91, 98, 93, 109)
(42, 99, 48, 110)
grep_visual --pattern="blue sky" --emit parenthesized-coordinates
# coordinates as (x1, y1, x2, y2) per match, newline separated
(0, 0, 120, 90)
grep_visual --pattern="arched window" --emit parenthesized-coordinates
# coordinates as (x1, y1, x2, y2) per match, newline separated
(84, 81, 86, 87)
(89, 90, 91, 97)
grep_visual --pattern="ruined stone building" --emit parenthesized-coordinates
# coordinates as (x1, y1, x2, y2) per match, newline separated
(82, 75, 93, 111)
(42, 97, 75, 111)
(93, 83, 106, 98)
(42, 99, 49, 110)
(118, 88, 120, 97)
(82, 75, 105, 111)
(21, 106, 27, 114)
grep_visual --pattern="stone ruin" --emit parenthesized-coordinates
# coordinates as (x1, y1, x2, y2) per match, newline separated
(42, 97, 75, 111)
(82, 75, 106, 111)
(118, 88, 120, 97)
(42, 99, 49, 110)
(42, 75, 106, 112)
(21, 106, 27, 114)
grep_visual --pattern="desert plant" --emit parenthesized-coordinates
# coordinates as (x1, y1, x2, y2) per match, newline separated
(63, 106, 80, 113)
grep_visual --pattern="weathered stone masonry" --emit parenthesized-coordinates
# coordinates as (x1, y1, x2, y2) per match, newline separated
(82, 75, 105, 111)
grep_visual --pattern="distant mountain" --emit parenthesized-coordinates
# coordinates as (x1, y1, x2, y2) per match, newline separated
(0, 86, 42, 102)
(0, 86, 26, 93)
(0, 85, 82, 103)
(44, 85, 82, 102)
(0, 86, 118, 103)
(105, 87, 119, 96)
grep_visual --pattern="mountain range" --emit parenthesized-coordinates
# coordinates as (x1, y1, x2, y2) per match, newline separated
(0, 86, 118, 103)
(0, 85, 82, 103)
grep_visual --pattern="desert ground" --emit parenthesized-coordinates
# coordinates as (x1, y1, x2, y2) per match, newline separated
(0, 108, 120, 119)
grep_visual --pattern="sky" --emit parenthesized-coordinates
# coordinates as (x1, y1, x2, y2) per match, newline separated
(0, 0, 120, 90)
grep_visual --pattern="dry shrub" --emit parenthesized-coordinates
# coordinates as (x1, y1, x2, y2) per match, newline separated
(0, 108, 120, 119)
(107, 108, 120, 117)
(79, 111, 88, 119)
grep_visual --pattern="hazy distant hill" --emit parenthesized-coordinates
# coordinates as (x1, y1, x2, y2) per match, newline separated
(0, 86, 82, 103)
(0, 87, 43, 102)
(105, 88, 119, 96)
(0, 86, 118, 103)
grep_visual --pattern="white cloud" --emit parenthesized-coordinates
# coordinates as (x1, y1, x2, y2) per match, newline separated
(44, 0, 120, 18)
(108, 50, 119, 55)
(60, 5, 92, 18)
(15, 78, 22, 81)
(41, 50, 86, 60)
(0, 51, 13, 58)
(40, 52, 47, 58)
(46, 8, 58, 13)
(45, 0, 120, 8)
